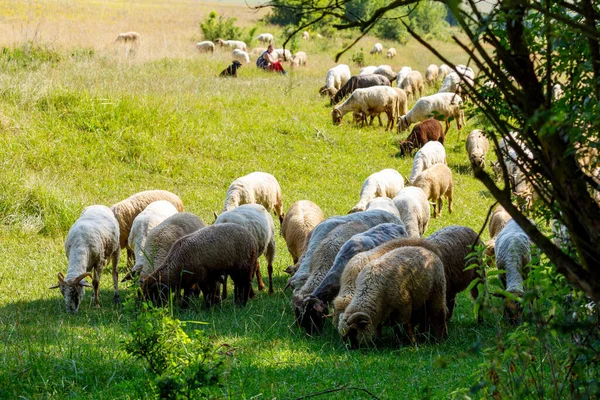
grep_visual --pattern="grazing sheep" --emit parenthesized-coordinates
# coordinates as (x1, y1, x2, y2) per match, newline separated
(425, 64, 439, 85)
(331, 74, 391, 105)
(455, 65, 475, 96)
(215, 39, 248, 52)
(401, 70, 424, 100)
(398, 92, 465, 133)
(319, 64, 351, 98)
(297, 223, 408, 334)
(408, 141, 447, 184)
(373, 65, 397, 82)
(291, 51, 307, 67)
(115, 31, 141, 57)
(274, 48, 292, 61)
(288, 209, 404, 291)
(339, 245, 447, 347)
(386, 48, 397, 58)
(465, 129, 490, 169)
(302, 31, 310, 40)
(332, 86, 399, 130)
(364, 197, 400, 217)
(232, 49, 250, 64)
(128, 201, 179, 274)
(219, 60, 243, 77)
(412, 163, 454, 218)
(438, 71, 462, 94)
(370, 43, 383, 55)
(349, 169, 405, 213)
(399, 118, 445, 156)
(111, 190, 184, 268)
(438, 64, 452, 80)
(256, 33, 274, 44)
(124, 212, 206, 281)
(392, 87, 409, 118)
(141, 223, 257, 308)
(223, 171, 284, 223)
(281, 200, 325, 266)
(392, 187, 430, 238)
(215, 204, 276, 294)
(250, 47, 267, 57)
(489, 205, 512, 240)
(51, 205, 120, 313)
(359, 66, 377, 75)
(427, 226, 484, 320)
(196, 41, 215, 53)
(396, 66, 413, 87)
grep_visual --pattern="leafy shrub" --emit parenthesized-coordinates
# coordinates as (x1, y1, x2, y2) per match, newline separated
(0, 42, 61, 68)
(374, 19, 409, 44)
(351, 50, 365, 67)
(199, 11, 242, 42)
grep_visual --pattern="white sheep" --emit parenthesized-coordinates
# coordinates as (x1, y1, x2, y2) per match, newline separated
(398, 92, 465, 133)
(332, 86, 399, 131)
(232, 49, 250, 64)
(412, 163, 454, 218)
(319, 64, 351, 98)
(196, 41, 215, 53)
(250, 47, 267, 57)
(274, 48, 292, 61)
(291, 51, 307, 67)
(489, 204, 512, 240)
(438, 71, 461, 93)
(359, 66, 378, 75)
(349, 169, 405, 213)
(438, 64, 452, 80)
(373, 65, 397, 82)
(364, 197, 400, 217)
(114, 31, 141, 57)
(111, 190, 185, 268)
(302, 31, 310, 40)
(215, 39, 247, 52)
(256, 33, 274, 44)
(408, 141, 447, 184)
(223, 171, 284, 223)
(386, 48, 397, 58)
(370, 43, 383, 55)
(51, 205, 120, 313)
(281, 200, 325, 265)
(400, 70, 424, 100)
(392, 186, 430, 237)
(215, 204, 276, 294)
(425, 64, 439, 85)
(128, 200, 179, 273)
(465, 129, 490, 168)
(395, 66, 412, 87)
(392, 87, 409, 118)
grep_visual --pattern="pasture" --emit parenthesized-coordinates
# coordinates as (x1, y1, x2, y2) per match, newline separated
(0, 1, 504, 398)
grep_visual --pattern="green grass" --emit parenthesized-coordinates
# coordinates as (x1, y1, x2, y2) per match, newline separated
(0, 34, 507, 399)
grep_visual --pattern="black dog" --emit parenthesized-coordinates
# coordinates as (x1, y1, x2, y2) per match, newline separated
(219, 60, 242, 77)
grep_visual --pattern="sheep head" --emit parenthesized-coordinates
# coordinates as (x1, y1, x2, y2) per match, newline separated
(50, 272, 92, 313)
(399, 140, 414, 156)
(397, 116, 410, 132)
(331, 109, 343, 125)
(343, 312, 374, 349)
(297, 296, 328, 335)
(470, 154, 485, 169)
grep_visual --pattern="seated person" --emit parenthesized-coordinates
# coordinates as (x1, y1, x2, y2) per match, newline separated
(256, 44, 286, 75)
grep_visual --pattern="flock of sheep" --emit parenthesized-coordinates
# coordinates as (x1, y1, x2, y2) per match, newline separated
(51, 33, 544, 347)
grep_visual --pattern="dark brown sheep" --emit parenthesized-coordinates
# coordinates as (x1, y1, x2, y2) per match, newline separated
(331, 74, 391, 105)
(399, 118, 444, 156)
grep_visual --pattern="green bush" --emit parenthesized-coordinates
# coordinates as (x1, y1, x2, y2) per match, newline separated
(199, 11, 243, 42)
(351, 50, 365, 67)
(374, 19, 409, 44)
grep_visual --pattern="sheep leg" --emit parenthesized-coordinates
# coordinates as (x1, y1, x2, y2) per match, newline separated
(447, 189, 453, 214)
(437, 197, 443, 217)
(377, 114, 383, 127)
(428, 291, 448, 341)
(126, 247, 134, 269)
(266, 240, 275, 294)
(255, 260, 265, 292)
(111, 250, 120, 304)
(444, 120, 451, 135)
(92, 266, 102, 307)
(221, 274, 228, 300)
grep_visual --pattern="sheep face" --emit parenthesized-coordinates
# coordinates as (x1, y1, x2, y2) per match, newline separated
(399, 140, 414, 156)
(470, 154, 485, 169)
(332, 109, 343, 125)
(398, 116, 410, 132)
(342, 312, 375, 349)
(51, 272, 92, 313)
(296, 297, 327, 335)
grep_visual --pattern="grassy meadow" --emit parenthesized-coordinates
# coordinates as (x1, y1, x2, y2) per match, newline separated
(0, 1, 506, 398)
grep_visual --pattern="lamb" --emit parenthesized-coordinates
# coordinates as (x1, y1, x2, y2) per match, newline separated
(127, 200, 179, 274)
(291, 51, 307, 67)
(196, 41, 215, 53)
(364, 197, 400, 217)
(392, 88, 409, 118)
(359, 66, 377, 75)
(349, 169, 405, 213)
(398, 118, 445, 156)
(302, 31, 310, 40)
(339, 245, 447, 347)
(215, 39, 248, 52)
(319, 64, 351, 98)
(465, 129, 490, 168)
(438, 64, 452, 80)
(124, 212, 206, 282)
(141, 223, 257, 308)
(256, 33, 274, 44)
(110, 190, 184, 268)
(398, 92, 465, 133)
(215, 204, 276, 294)
(223, 171, 284, 223)
(288, 209, 404, 291)
(412, 163, 454, 218)
(373, 65, 397, 82)
(425, 64, 439, 85)
(407, 141, 447, 184)
(331, 74, 391, 105)
(281, 200, 325, 264)
(232, 49, 250, 64)
(386, 48, 397, 58)
(332, 86, 398, 130)
(392, 187, 430, 238)
(396, 66, 412, 87)
(400, 70, 424, 100)
(51, 205, 120, 313)
(370, 43, 383, 55)
(297, 223, 408, 334)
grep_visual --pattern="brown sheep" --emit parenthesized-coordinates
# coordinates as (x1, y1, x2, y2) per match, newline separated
(399, 119, 445, 156)
(412, 164, 453, 218)
(281, 200, 325, 265)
